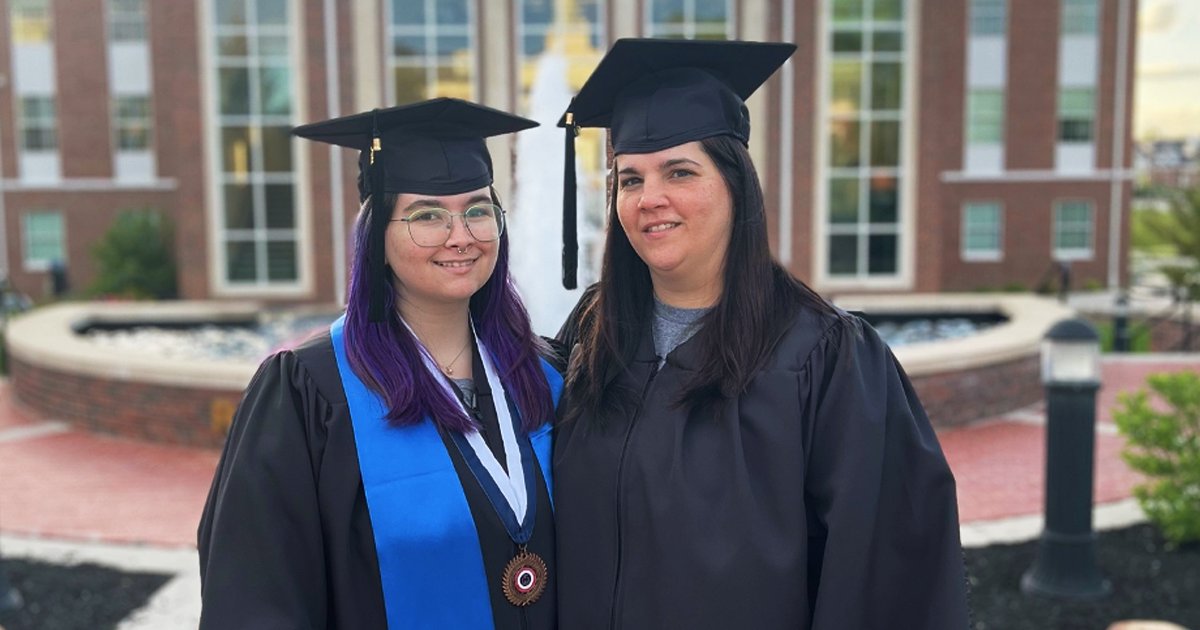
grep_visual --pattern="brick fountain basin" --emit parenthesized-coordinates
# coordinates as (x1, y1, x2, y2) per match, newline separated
(4, 295, 1073, 448)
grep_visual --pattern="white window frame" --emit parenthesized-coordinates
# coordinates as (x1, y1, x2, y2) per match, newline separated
(965, 88, 1003, 145)
(1057, 86, 1095, 144)
(22, 210, 66, 271)
(644, 0, 735, 40)
(386, 0, 477, 105)
(205, 0, 308, 295)
(108, 0, 148, 42)
(1052, 199, 1094, 261)
(961, 201, 1003, 262)
(113, 95, 153, 151)
(10, 0, 51, 44)
(17, 95, 57, 152)
(1061, 0, 1098, 36)
(969, 0, 1005, 36)
(817, 0, 912, 288)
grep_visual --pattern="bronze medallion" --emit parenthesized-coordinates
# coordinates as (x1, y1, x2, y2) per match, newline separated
(501, 549, 547, 606)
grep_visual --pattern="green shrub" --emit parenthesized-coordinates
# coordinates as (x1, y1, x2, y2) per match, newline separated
(1113, 371, 1200, 545)
(90, 209, 178, 299)
(1095, 320, 1152, 353)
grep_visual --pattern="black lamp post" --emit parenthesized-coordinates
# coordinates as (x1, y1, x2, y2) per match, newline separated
(1021, 319, 1111, 599)
(1112, 291, 1131, 353)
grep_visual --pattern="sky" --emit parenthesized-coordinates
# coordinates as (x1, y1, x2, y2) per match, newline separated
(1135, 0, 1200, 139)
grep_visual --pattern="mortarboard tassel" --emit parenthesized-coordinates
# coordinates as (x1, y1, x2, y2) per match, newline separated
(367, 110, 388, 322)
(562, 103, 579, 290)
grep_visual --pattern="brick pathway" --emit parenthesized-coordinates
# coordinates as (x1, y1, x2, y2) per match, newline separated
(0, 355, 1197, 547)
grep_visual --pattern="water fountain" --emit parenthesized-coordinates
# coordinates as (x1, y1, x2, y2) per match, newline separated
(508, 48, 600, 336)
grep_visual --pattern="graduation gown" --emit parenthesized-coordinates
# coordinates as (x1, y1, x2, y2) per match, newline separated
(197, 329, 560, 629)
(553, 304, 969, 629)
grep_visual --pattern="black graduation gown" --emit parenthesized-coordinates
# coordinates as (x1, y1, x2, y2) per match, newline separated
(553, 305, 969, 629)
(197, 332, 558, 629)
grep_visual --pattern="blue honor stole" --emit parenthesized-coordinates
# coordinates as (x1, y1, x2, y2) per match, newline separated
(329, 315, 562, 629)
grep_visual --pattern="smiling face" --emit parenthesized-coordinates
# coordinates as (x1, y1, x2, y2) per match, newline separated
(614, 141, 733, 304)
(385, 187, 499, 313)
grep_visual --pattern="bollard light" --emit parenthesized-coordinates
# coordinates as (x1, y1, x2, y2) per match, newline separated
(1040, 320, 1101, 384)
(1023, 318, 1111, 599)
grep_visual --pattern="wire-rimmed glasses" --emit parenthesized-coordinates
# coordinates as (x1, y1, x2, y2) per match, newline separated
(392, 203, 506, 247)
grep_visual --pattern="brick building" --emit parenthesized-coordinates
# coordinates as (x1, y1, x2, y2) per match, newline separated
(0, 0, 1136, 303)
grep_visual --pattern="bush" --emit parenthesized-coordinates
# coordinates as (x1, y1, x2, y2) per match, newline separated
(1113, 371, 1200, 545)
(1095, 320, 1152, 353)
(90, 209, 178, 299)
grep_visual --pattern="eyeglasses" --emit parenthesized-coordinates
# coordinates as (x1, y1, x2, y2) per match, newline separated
(392, 203, 506, 247)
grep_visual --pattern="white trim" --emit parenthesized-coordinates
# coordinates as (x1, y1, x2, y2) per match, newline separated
(324, 0, 345, 307)
(813, 0, 916, 289)
(0, 177, 177, 191)
(941, 169, 1134, 183)
(203, 0, 311, 298)
(778, 0, 795, 266)
(1107, 0, 1131, 288)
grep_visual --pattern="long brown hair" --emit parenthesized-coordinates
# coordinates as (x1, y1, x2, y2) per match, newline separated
(562, 135, 850, 422)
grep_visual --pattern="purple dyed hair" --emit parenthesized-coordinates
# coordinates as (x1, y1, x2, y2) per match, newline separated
(342, 190, 554, 434)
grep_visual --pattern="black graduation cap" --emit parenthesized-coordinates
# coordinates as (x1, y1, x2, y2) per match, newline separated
(293, 98, 538, 322)
(558, 38, 795, 289)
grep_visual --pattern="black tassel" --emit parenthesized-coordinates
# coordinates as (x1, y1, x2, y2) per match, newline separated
(562, 105, 579, 290)
(367, 111, 388, 323)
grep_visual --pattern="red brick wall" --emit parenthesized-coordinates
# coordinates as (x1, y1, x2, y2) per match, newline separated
(938, 181, 1114, 292)
(9, 356, 242, 449)
(1005, 1, 1059, 171)
(151, 0, 208, 300)
(910, 354, 1042, 427)
(4, 190, 178, 300)
(55, 0, 111, 179)
(914, 0, 968, 293)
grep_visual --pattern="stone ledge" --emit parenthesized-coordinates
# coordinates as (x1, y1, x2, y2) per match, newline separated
(6, 302, 263, 390)
(834, 294, 1075, 377)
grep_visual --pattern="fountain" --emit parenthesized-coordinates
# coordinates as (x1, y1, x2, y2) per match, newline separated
(508, 46, 600, 336)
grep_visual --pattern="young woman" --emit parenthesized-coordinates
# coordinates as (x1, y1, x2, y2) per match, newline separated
(198, 99, 562, 629)
(553, 39, 970, 629)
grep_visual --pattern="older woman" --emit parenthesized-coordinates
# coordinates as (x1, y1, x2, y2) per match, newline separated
(553, 39, 969, 629)
(199, 99, 561, 629)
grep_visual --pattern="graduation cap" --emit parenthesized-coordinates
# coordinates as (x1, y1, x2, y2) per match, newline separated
(293, 98, 538, 322)
(558, 38, 795, 289)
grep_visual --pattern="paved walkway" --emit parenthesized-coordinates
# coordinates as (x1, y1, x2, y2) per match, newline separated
(0, 354, 1197, 628)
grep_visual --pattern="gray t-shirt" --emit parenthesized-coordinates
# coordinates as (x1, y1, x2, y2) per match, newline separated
(652, 297, 710, 364)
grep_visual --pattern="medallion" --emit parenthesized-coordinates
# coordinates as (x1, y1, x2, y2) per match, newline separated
(501, 548, 547, 606)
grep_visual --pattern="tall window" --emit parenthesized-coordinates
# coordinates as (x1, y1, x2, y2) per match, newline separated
(966, 89, 1003, 144)
(1053, 200, 1094, 260)
(109, 0, 147, 41)
(645, 0, 732, 40)
(113, 95, 152, 150)
(1058, 87, 1094, 143)
(390, 0, 474, 104)
(825, 0, 905, 279)
(1061, 0, 1098, 35)
(22, 211, 65, 270)
(18, 96, 57, 151)
(961, 202, 1002, 261)
(970, 0, 1005, 35)
(10, 0, 51, 44)
(213, 0, 299, 286)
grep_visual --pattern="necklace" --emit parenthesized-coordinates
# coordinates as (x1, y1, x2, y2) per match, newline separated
(439, 339, 471, 375)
